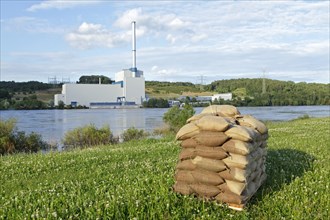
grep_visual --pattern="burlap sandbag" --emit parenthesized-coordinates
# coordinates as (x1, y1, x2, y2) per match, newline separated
(175, 170, 195, 183)
(173, 181, 193, 195)
(201, 105, 240, 117)
(186, 113, 216, 123)
(190, 184, 221, 197)
(175, 169, 224, 185)
(259, 147, 267, 157)
(194, 115, 230, 132)
(192, 156, 226, 172)
(176, 123, 200, 140)
(193, 131, 228, 146)
(179, 147, 228, 160)
(219, 167, 253, 183)
(194, 147, 228, 160)
(222, 140, 257, 155)
(215, 192, 247, 205)
(179, 148, 196, 160)
(176, 160, 197, 170)
(225, 179, 247, 195)
(236, 115, 268, 134)
(191, 169, 225, 185)
(180, 138, 199, 148)
(225, 125, 257, 142)
(223, 158, 258, 170)
(223, 151, 261, 171)
(260, 141, 268, 148)
(245, 180, 258, 196)
(261, 133, 269, 141)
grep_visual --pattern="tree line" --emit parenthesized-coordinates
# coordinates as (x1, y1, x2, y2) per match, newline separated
(1, 78, 329, 110)
(205, 78, 329, 106)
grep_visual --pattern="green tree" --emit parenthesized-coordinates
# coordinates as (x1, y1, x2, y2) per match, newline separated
(163, 104, 195, 132)
(78, 75, 113, 84)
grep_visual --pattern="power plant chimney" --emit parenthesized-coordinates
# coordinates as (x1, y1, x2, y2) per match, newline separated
(132, 21, 137, 73)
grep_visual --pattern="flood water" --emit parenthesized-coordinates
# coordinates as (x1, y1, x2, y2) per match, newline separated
(0, 105, 329, 144)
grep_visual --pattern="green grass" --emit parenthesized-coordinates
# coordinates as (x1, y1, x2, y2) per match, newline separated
(1, 117, 329, 219)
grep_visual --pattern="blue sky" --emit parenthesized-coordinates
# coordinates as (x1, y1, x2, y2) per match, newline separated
(1, 0, 329, 84)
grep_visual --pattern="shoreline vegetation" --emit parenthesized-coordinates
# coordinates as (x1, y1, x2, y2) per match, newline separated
(0, 105, 195, 155)
(1, 78, 329, 110)
(0, 116, 329, 218)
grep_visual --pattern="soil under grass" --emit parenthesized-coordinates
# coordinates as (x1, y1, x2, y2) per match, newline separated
(1, 117, 329, 219)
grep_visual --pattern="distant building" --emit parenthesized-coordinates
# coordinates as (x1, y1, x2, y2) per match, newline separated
(178, 93, 232, 103)
(212, 93, 232, 101)
(54, 21, 145, 108)
(168, 100, 181, 107)
(54, 69, 145, 108)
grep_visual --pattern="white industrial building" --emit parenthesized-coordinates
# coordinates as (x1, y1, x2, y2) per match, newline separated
(54, 21, 145, 108)
(212, 93, 232, 101)
(179, 93, 232, 102)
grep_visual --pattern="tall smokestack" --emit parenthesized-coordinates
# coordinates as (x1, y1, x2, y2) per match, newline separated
(132, 21, 137, 72)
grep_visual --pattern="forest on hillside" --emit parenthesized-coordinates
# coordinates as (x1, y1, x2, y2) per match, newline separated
(204, 78, 329, 106)
(0, 78, 329, 109)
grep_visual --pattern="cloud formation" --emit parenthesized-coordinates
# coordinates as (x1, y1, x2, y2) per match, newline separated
(27, 0, 101, 12)
(65, 22, 130, 49)
(1, 1, 329, 83)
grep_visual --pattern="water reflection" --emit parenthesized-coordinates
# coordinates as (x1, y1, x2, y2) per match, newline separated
(0, 106, 329, 143)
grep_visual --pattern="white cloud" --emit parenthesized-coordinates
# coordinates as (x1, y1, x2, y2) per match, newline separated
(2, 1, 329, 83)
(114, 8, 198, 44)
(27, 0, 102, 12)
(65, 22, 130, 49)
(151, 65, 158, 71)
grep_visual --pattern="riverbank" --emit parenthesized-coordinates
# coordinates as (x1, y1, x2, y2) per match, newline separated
(1, 117, 329, 219)
(1, 106, 329, 145)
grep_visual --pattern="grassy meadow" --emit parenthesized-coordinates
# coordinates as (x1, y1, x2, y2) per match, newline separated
(1, 117, 329, 219)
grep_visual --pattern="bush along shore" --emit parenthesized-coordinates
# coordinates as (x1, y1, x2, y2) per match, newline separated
(0, 116, 329, 219)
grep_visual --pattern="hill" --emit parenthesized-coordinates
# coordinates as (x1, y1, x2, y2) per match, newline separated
(1, 117, 329, 218)
(1, 79, 329, 109)
(205, 78, 330, 106)
(146, 79, 329, 106)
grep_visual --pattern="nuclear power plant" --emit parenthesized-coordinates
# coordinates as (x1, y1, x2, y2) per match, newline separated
(54, 21, 145, 108)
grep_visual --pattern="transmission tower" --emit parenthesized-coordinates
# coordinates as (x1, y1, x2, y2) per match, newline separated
(262, 70, 266, 94)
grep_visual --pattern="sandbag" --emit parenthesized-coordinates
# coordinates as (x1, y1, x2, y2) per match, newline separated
(173, 181, 193, 195)
(223, 151, 261, 171)
(179, 147, 228, 160)
(261, 133, 269, 141)
(260, 142, 268, 148)
(195, 115, 230, 132)
(201, 105, 240, 117)
(176, 123, 200, 140)
(226, 180, 247, 195)
(219, 167, 253, 182)
(193, 131, 228, 146)
(192, 156, 226, 172)
(215, 192, 247, 205)
(223, 158, 257, 170)
(180, 138, 199, 148)
(194, 147, 228, 160)
(175, 170, 195, 183)
(179, 148, 196, 160)
(225, 125, 257, 142)
(191, 169, 225, 185)
(176, 160, 196, 170)
(244, 181, 257, 196)
(222, 140, 257, 155)
(186, 113, 216, 123)
(190, 184, 221, 197)
(237, 115, 268, 134)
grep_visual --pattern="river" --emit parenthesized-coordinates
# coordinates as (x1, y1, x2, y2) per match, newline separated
(0, 106, 329, 144)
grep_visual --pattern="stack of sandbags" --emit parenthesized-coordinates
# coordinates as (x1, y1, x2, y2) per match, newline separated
(173, 105, 268, 209)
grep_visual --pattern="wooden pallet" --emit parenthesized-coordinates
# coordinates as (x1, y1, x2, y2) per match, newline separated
(227, 174, 267, 211)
